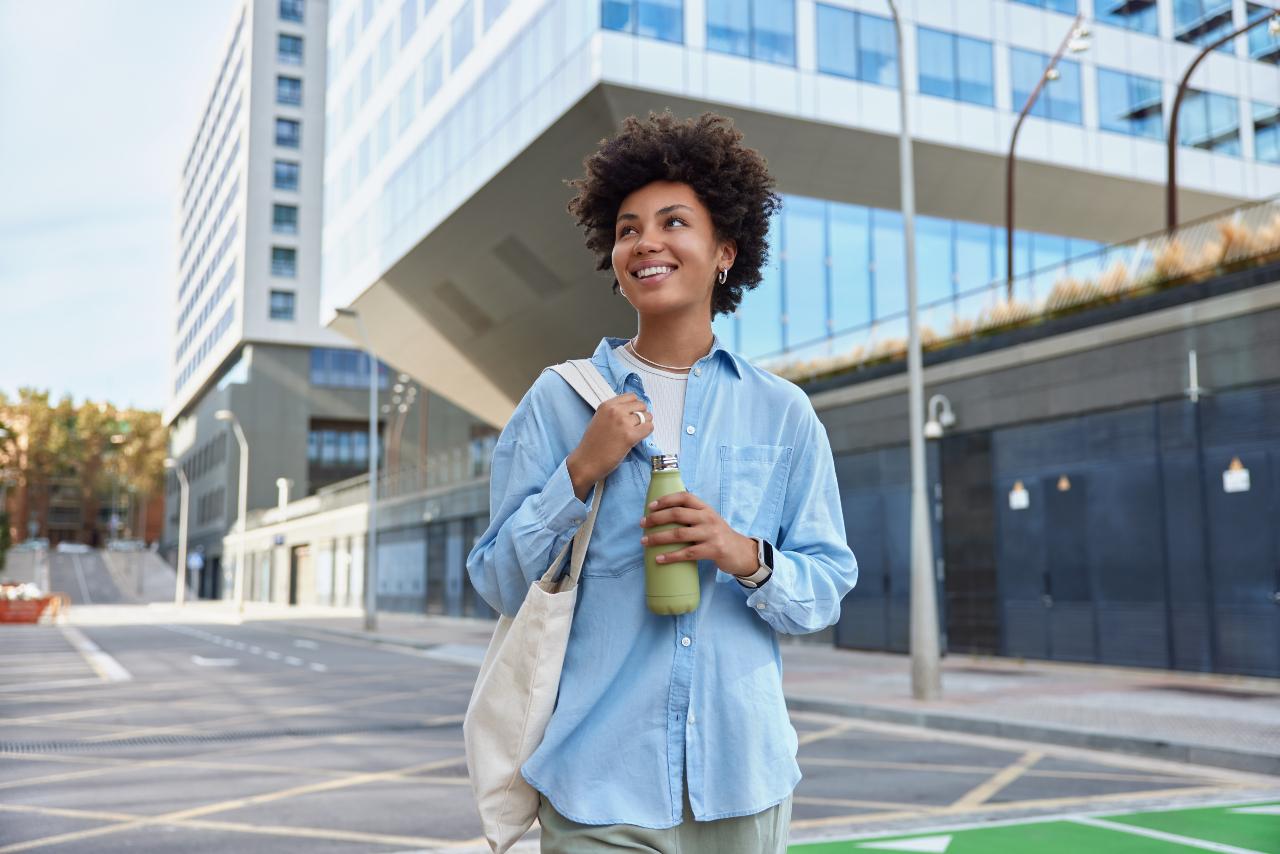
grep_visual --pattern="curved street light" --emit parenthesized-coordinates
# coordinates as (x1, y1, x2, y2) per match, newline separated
(214, 409, 248, 615)
(163, 458, 189, 607)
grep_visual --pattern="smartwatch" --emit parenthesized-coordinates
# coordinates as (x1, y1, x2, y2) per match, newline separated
(738, 537, 774, 588)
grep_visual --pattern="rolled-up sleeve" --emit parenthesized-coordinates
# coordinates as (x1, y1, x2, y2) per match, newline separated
(746, 406, 857, 634)
(465, 410, 595, 618)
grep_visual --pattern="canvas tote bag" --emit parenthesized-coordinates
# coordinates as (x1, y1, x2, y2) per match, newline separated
(464, 358, 619, 853)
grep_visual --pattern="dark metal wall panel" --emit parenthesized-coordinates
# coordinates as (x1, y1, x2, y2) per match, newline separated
(940, 432, 999, 655)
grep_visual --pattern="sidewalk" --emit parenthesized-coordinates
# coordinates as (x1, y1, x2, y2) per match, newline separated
(263, 610, 1280, 778)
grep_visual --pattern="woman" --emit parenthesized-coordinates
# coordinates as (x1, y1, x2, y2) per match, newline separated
(466, 111, 858, 852)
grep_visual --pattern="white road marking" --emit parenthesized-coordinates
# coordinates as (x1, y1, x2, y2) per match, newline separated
(284, 656, 303, 666)
(1068, 816, 1267, 853)
(249, 646, 262, 654)
(858, 836, 952, 852)
(191, 656, 239, 667)
(1229, 804, 1280, 815)
(265, 651, 281, 660)
(59, 626, 131, 682)
(292, 639, 319, 649)
(69, 554, 93, 604)
(309, 663, 328, 672)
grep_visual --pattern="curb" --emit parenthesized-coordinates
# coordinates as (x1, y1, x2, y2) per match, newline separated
(286, 623, 1280, 779)
(784, 695, 1280, 778)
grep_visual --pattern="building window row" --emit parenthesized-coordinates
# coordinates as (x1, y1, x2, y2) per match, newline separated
(178, 210, 239, 334)
(175, 301, 236, 394)
(177, 258, 237, 364)
(196, 486, 226, 526)
(181, 71, 243, 234)
(180, 150, 240, 296)
(183, 10, 245, 181)
(280, 0, 304, 23)
(172, 434, 228, 491)
(603, 0, 682, 42)
(707, 0, 796, 66)
(307, 425, 372, 467)
(310, 348, 390, 389)
(917, 26, 994, 106)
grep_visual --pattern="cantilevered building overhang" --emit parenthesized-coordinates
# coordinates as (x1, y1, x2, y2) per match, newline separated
(322, 1, 1278, 428)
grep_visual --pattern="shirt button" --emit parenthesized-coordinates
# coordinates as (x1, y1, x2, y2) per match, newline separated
(680, 636, 691, 647)
(693, 367, 701, 376)
(685, 425, 695, 435)
(755, 602, 766, 610)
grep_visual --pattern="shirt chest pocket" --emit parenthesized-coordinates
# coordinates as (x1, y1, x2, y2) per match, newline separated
(718, 444, 792, 542)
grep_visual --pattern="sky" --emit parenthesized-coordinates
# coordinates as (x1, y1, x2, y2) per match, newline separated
(0, 0, 239, 412)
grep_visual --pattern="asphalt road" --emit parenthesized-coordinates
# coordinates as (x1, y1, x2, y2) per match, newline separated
(46, 551, 128, 606)
(1, 619, 1273, 853)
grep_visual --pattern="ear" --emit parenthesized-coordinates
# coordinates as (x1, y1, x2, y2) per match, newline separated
(718, 239, 738, 271)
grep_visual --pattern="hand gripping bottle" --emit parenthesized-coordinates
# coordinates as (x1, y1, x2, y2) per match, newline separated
(644, 454, 700, 615)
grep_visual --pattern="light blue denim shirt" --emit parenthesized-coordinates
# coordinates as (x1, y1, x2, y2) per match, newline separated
(466, 335, 858, 828)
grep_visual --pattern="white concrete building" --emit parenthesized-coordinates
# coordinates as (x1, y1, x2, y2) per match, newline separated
(320, 0, 1280, 427)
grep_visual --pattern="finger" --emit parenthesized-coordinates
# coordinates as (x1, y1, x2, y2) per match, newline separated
(650, 491, 701, 512)
(641, 507, 701, 528)
(642, 525, 705, 547)
(655, 544, 702, 563)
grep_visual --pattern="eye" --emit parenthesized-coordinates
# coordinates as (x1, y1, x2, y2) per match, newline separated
(619, 225, 636, 237)
(667, 216, 687, 227)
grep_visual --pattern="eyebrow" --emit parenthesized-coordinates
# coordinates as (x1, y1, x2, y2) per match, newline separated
(616, 204, 694, 223)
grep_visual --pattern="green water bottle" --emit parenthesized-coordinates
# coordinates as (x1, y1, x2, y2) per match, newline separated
(644, 454, 700, 615)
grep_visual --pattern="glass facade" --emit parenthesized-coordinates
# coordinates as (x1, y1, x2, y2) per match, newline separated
(1097, 68, 1163, 139)
(1011, 0, 1076, 12)
(1011, 48, 1082, 124)
(1254, 101, 1280, 163)
(917, 27, 994, 106)
(1174, 0, 1234, 52)
(602, 0, 683, 43)
(485, 0, 512, 29)
(707, 0, 795, 66)
(815, 4, 896, 87)
(1097, 0, 1158, 34)
(1247, 3, 1280, 64)
(452, 2, 475, 72)
(717, 193, 1101, 361)
(309, 348, 390, 389)
(1179, 89, 1240, 155)
(269, 289, 296, 320)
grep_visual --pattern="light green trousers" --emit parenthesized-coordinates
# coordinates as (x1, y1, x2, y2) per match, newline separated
(537, 786, 792, 853)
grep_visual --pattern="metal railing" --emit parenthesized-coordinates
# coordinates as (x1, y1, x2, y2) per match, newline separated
(761, 196, 1280, 382)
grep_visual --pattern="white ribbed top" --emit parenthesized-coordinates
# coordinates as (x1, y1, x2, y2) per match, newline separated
(613, 342, 688, 459)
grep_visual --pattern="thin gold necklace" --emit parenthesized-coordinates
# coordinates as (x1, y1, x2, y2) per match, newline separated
(626, 337, 707, 372)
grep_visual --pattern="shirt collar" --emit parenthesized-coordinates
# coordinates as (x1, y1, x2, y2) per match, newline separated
(591, 334, 743, 394)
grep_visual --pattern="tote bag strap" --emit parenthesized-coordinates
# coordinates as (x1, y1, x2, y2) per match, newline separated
(541, 359, 617, 587)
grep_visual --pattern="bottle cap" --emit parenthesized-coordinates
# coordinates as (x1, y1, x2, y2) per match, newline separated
(651, 454, 680, 472)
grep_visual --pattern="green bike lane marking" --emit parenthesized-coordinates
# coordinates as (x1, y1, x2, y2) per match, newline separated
(788, 801, 1280, 854)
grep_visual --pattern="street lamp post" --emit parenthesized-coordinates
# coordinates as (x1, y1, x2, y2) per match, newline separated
(214, 410, 248, 615)
(1005, 15, 1091, 299)
(885, 0, 940, 701)
(1168, 11, 1280, 231)
(164, 458, 189, 607)
(334, 307, 379, 632)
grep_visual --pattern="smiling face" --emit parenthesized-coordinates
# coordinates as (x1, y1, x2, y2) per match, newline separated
(611, 180, 736, 318)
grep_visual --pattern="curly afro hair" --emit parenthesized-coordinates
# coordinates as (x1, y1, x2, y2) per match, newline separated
(566, 110, 781, 318)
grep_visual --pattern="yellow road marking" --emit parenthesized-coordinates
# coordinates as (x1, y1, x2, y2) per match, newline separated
(950, 749, 1045, 808)
(797, 721, 860, 746)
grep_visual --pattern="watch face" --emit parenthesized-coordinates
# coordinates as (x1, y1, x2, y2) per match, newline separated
(763, 540, 774, 569)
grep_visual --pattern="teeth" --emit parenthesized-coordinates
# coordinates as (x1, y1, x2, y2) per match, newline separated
(635, 266, 674, 279)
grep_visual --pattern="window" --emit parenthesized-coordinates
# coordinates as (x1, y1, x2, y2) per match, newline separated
(273, 159, 300, 190)
(309, 348, 390, 389)
(377, 24, 395, 80)
(275, 117, 301, 148)
(451, 1, 474, 71)
(708, 0, 795, 66)
(1097, 0, 1158, 34)
(398, 72, 416, 133)
(815, 5, 895, 86)
(362, 0, 375, 28)
(271, 247, 298, 277)
(1256, 102, 1280, 163)
(917, 27, 993, 106)
(400, 0, 417, 46)
(484, 0, 511, 29)
(269, 289, 296, 320)
(1011, 48, 1082, 124)
(360, 58, 374, 105)
(1247, 3, 1280, 64)
(278, 34, 304, 64)
(602, 0, 683, 43)
(1011, 0, 1077, 11)
(272, 204, 298, 234)
(276, 75, 302, 105)
(280, 0, 304, 22)
(1097, 69, 1162, 139)
(1179, 89, 1240, 155)
(1174, 0, 1234, 52)
(421, 42, 443, 104)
